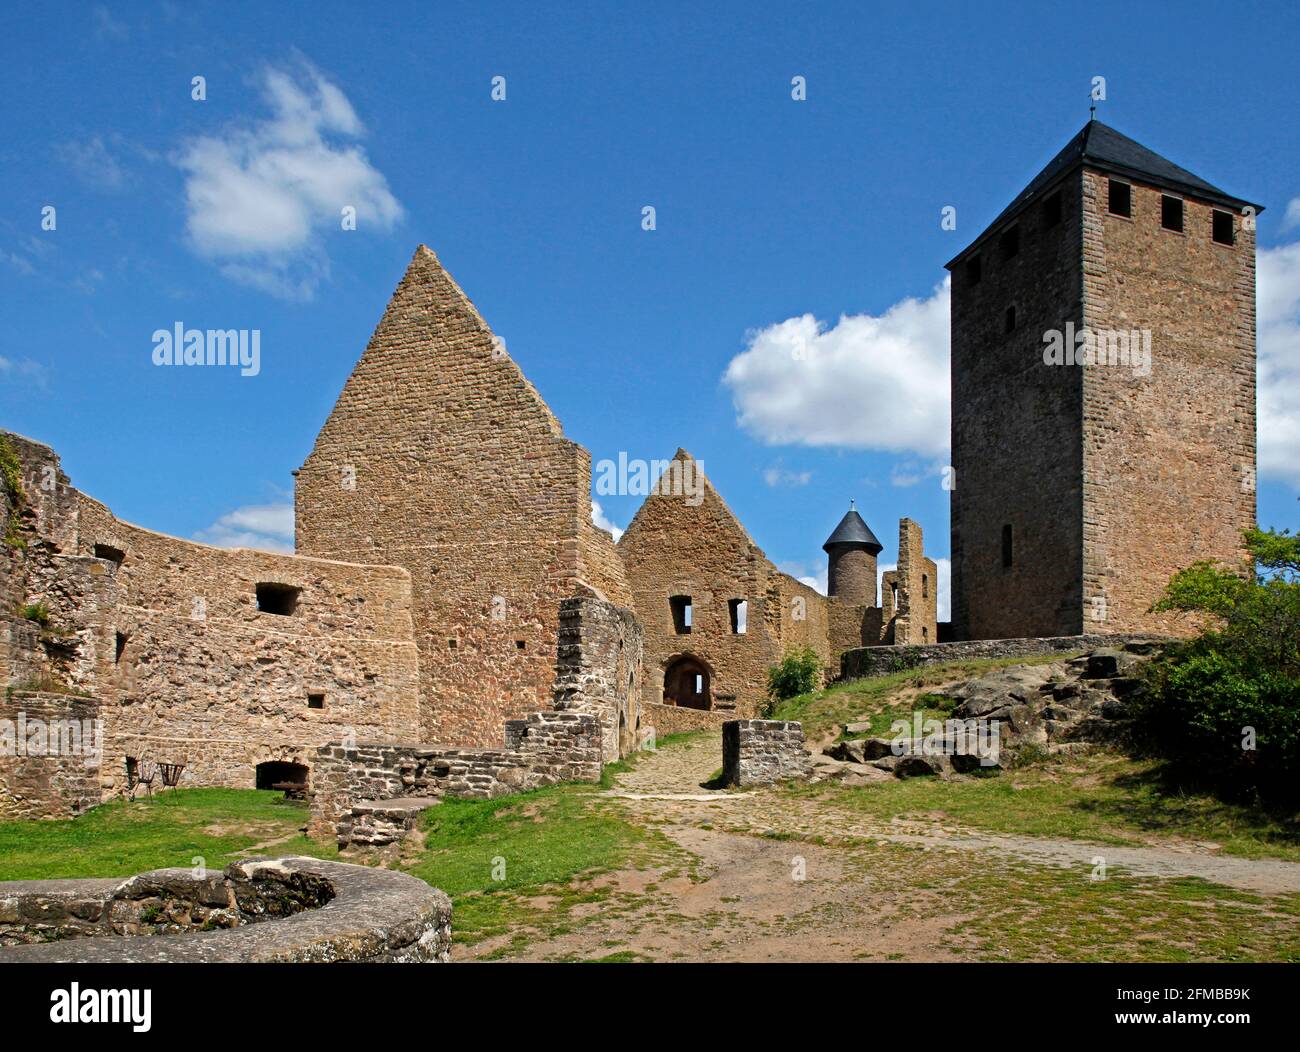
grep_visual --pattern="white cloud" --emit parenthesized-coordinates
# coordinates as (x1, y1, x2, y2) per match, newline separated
(933, 557, 951, 623)
(591, 500, 624, 543)
(889, 459, 945, 488)
(762, 463, 812, 487)
(723, 277, 951, 457)
(0, 356, 47, 387)
(797, 569, 827, 595)
(1283, 198, 1300, 232)
(1258, 231, 1300, 489)
(195, 502, 294, 553)
(176, 61, 402, 299)
(57, 136, 126, 190)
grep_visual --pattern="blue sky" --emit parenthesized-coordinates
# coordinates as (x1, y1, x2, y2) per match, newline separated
(3, 1, 1299, 619)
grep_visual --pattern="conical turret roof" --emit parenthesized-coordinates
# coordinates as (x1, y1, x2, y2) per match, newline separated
(822, 502, 882, 554)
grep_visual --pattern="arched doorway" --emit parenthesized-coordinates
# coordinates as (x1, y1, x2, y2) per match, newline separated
(255, 760, 309, 793)
(663, 655, 712, 710)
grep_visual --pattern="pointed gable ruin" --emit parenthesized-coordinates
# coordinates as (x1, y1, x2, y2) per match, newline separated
(296, 245, 632, 747)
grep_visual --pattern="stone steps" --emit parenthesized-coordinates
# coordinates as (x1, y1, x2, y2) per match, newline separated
(340, 797, 441, 849)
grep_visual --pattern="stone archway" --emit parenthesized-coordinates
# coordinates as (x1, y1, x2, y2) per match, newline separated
(255, 760, 309, 793)
(663, 655, 712, 710)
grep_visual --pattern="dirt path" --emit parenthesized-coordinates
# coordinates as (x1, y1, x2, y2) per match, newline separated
(607, 733, 1300, 895)
(463, 734, 1300, 962)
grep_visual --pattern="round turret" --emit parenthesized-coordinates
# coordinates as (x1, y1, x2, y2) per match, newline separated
(822, 501, 883, 606)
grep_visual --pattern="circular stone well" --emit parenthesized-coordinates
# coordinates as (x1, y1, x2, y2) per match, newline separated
(0, 856, 451, 963)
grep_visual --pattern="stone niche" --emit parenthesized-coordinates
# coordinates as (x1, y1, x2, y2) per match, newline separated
(722, 719, 813, 787)
(0, 857, 452, 963)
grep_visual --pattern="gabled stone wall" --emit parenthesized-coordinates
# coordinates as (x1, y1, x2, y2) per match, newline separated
(295, 246, 632, 749)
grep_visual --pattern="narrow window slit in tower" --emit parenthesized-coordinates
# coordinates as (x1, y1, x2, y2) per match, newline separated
(1212, 210, 1235, 246)
(1108, 179, 1131, 217)
(1161, 195, 1183, 232)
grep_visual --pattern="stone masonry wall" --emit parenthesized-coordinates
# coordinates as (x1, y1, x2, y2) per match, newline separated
(722, 719, 812, 787)
(551, 595, 643, 761)
(76, 495, 421, 795)
(1079, 168, 1256, 634)
(881, 518, 938, 645)
(949, 169, 1086, 640)
(619, 452, 790, 717)
(619, 450, 853, 719)
(0, 691, 102, 820)
(307, 707, 603, 843)
(295, 246, 629, 749)
(2, 430, 422, 804)
(839, 632, 1170, 680)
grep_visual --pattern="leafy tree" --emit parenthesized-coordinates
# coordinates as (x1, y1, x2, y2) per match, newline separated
(1136, 527, 1300, 803)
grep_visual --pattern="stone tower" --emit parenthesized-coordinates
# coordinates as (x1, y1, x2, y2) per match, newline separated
(946, 120, 1260, 639)
(823, 502, 883, 606)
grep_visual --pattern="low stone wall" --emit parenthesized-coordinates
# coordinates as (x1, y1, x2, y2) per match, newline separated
(838, 634, 1171, 681)
(0, 857, 451, 962)
(0, 690, 103, 820)
(642, 701, 728, 739)
(722, 719, 812, 787)
(308, 706, 603, 845)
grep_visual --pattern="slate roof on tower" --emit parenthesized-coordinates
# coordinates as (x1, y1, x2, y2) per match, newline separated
(822, 505, 883, 554)
(945, 120, 1264, 269)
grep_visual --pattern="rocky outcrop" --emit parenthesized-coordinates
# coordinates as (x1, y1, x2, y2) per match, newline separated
(819, 643, 1160, 781)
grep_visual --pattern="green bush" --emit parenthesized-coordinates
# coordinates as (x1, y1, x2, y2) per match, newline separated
(766, 646, 822, 705)
(1133, 527, 1300, 804)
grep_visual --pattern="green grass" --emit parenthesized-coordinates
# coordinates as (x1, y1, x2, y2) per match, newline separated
(0, 788, 331, 881)
(948, 863, 1300, 963)
(839, 692, 957, 740)
(788, 749, 1300, 861)
(403, 782, 679, 946)
(769, 653, 1076, 740)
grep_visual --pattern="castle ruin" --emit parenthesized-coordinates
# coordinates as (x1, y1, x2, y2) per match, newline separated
(1, 119, 1258, 822)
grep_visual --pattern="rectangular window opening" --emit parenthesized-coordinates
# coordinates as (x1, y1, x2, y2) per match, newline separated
(1004, 305, 1016, 333)
(1212, 209, 1236, 246)
(669, 595, 692, 634)
(1161, 195, 1184, 232)
(1001, 524, 1014, 569)
(1043, 190, 1062, 228)
(1108, 179, 1132, 218)
(728, 598, 747, 634)
(114, 631, 128, 664)
(999, 224, 1020, 260)
(515, 639, 526, 651)
(94, 543, 126, 567)
(307, 693, 325, 710)
(967, 254, 982, 285)
(255, 582, 300, 616)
